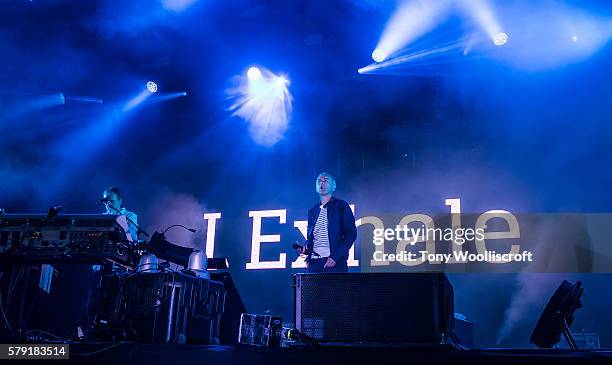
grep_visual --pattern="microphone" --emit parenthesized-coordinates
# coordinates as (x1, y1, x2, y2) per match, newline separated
(47, 205, 62, 219)
(292, 243, 320, 257)
(96, 197, 112, 204)
(161, 224, 197, 236)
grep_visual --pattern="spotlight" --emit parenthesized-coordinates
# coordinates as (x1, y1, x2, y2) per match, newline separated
(572, 35, 578, 42)
(493, 32, 508, 46)
(147, 81, 158, 93)
(227, 66, 292, 146)
(276, 76, 289, 86)
(372, 49, 386, 63)
(247, 67, 261, 81)
(531, 280, 583, 349)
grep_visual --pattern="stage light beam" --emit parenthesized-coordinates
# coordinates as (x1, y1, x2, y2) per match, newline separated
(276, 76, 288, 86)
(457, 0, 504, 41)
(162, 0, 197, 12)
(375, 0, 451, 58)
(226, 67, 293, 147)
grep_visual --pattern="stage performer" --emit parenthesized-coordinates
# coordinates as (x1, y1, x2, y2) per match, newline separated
(101, 186, 139, 243)
(295, 172, 357, 273)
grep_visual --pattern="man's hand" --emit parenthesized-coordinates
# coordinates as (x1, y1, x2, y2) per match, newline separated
(293, 242, 305, 255)
(323, 257, 336, 269)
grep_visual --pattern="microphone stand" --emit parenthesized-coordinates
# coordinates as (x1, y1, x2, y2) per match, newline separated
(103, 203, 150, 238)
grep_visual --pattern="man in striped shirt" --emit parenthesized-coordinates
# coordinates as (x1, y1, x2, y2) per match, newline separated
(295, 173, 357, 273)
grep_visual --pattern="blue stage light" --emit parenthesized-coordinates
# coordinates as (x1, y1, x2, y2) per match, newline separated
(162, 0, 196, 12)
(227, 67, 293, 146)
(247, 67, 262, 81)
(494, 32, 508, 46)
(572, 35, 578, 42)
(372, 49, 386, 63)
(375, 0, 451, 59)
(276, 76, 289, 86)
(147, 81, 158, 93)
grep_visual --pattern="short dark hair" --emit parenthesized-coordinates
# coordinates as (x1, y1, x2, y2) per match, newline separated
(103, 186, 122, 200)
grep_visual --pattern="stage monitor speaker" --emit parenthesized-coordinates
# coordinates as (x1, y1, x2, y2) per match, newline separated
(294, 273, 454, 344)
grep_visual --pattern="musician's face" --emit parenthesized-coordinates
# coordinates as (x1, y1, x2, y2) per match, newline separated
(103, 191, 122, 211)
(316, 174, 335, 196)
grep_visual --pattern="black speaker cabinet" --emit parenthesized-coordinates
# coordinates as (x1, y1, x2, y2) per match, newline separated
(124, 272, 226, 344)
(294, 273, 454, 343)
(210, 272, 247, 344)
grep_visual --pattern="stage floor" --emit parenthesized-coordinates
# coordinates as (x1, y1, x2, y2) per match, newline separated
(56, 342, 612, 364)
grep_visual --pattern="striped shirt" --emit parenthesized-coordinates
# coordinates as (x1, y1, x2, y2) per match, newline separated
(312, 205, 331, 258)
